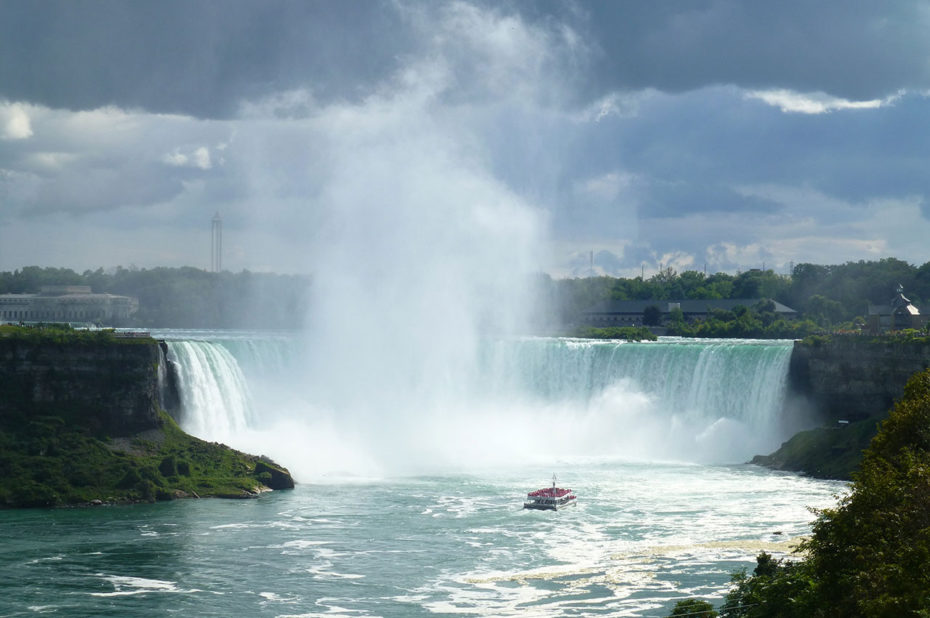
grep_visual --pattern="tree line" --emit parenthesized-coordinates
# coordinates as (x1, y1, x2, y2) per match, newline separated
(0, 266, 310, 329)
(5, 257, 930, 332)
(544, 257, 930, 332)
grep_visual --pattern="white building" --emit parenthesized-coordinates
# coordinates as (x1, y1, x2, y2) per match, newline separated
(0, 286, 137, 325)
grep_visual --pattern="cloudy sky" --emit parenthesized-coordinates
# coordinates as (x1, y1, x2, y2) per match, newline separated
(2, 0, 930, 277)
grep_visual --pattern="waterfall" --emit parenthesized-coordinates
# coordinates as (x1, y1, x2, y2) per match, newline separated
(164, 340, 256, 440)
(479, 338, 793, 428)
(162, 334, 800, 475)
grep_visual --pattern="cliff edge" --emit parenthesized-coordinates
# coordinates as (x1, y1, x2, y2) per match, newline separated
(0, 326, 294, 508)
(754, 336, 930, 479)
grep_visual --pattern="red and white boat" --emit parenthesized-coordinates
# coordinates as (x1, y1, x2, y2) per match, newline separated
(523, 475, 577, 511)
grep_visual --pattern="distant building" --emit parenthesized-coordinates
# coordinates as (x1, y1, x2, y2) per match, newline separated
(581, 298, 797, 327)
(0, 286, 137, 325)
(868, 284, 927, 333)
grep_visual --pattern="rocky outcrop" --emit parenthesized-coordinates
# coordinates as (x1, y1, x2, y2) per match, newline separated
(788, 338, 930, 423)
(758, 337, 930, 479)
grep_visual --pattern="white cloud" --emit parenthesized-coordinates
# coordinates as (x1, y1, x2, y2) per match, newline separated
(744, 89, 901, 114)
(0, 101, 33, 139)
(162, 145, 212, 169)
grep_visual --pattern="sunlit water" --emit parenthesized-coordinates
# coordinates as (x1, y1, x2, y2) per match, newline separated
(0, 462, 843, 617)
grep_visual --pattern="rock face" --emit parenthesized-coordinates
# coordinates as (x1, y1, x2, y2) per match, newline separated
(789, 338, 930, 423)
(758, 337, 930, 480)
(0, 339, 163, 435)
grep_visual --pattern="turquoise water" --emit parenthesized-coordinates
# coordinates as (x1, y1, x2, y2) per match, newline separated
(159, 335, 803, 477)
(2, 333, 842, 615)
(0, 462, 843, 617)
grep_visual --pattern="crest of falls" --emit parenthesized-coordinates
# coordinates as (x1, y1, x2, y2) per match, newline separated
(163, 335, 801, 478)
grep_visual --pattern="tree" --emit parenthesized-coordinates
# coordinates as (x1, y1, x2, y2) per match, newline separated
(805, 294, 843, 328)
(669, 598, 718, 617)
(721, 368, 930, 616)
(800, 368, 930, 616)
(643, 304, 662, 326)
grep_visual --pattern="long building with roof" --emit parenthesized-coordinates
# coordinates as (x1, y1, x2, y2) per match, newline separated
(581, 298, 797, 327)
(0, 286, 137, 326)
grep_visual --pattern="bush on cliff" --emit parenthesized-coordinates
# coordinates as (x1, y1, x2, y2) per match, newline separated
(719, 368, 930, 616)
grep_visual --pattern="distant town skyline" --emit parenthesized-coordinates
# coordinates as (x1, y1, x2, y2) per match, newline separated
(2, 1, 930, 277)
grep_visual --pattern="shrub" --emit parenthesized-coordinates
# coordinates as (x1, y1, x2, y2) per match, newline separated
(668, 598, 717, 617)
(158, 455, 177, 477)
(117, 467, 142, 489)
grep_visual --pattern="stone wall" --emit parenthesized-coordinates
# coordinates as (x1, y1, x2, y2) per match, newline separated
(789, 338, 930, 423)
(0, 339, 164, 435)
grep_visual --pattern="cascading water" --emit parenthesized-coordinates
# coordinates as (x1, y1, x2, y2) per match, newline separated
(164, 340, 256, 439)
(161, 332, 803, 480)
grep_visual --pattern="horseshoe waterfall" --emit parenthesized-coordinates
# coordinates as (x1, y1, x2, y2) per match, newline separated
(161, 333, 805, 479)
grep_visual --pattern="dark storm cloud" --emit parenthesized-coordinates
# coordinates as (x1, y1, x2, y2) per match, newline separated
(553, 87, 930, 221)
(3, 0, 930, 275)
(546, 0, 930, 100)
(0, 0, 415, 117)
(3, 1, 928, 118)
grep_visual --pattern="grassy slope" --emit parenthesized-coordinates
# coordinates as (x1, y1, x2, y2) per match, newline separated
(0, 408, 293, 508)
(751, 419, 878, 480)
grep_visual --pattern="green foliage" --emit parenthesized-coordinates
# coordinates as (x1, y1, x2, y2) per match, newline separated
(643, 304, 662, 326)
(553, 258, 930, 333)
(720, 553, 816, 617)
(669, 598, 718, 617)
(158, 455, 177, 477)
(750, 419, 877, 480)
(0, 408, 293, 508)
(666, 308, 820, 340)
(0, 324, 135, 345)
(570, 326, 657, 341)
(722, 368, 930, 616)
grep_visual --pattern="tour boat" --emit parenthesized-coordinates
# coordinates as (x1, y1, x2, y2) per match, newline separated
(523, 475, 577, 511)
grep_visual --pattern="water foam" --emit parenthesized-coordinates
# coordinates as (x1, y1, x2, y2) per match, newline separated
(163, 333, 803, 479)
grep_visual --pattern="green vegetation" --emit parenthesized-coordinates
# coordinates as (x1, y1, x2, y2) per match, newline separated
(664, 302, 821, 339)
(750, 420, 877, 480)
(569, 326, 657, 341)
(0, 323, 151, 345)
(691, 368, 930, 616)
(668, 599, 718, 617)
(800, 329, 930, 346)
(545, 257, 930, 333)
(0, 265, 309, 329)
(0, 408, 292, 508)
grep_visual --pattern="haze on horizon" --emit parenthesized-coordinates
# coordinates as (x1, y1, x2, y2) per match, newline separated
(2, 1, 930, 279)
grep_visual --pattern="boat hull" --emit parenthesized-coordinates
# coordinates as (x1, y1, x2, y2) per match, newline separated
(523, 499, 577, 511)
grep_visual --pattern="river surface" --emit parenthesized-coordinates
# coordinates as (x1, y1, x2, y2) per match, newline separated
(1, 333, 845, 616)
(0, 461, 843, 617)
